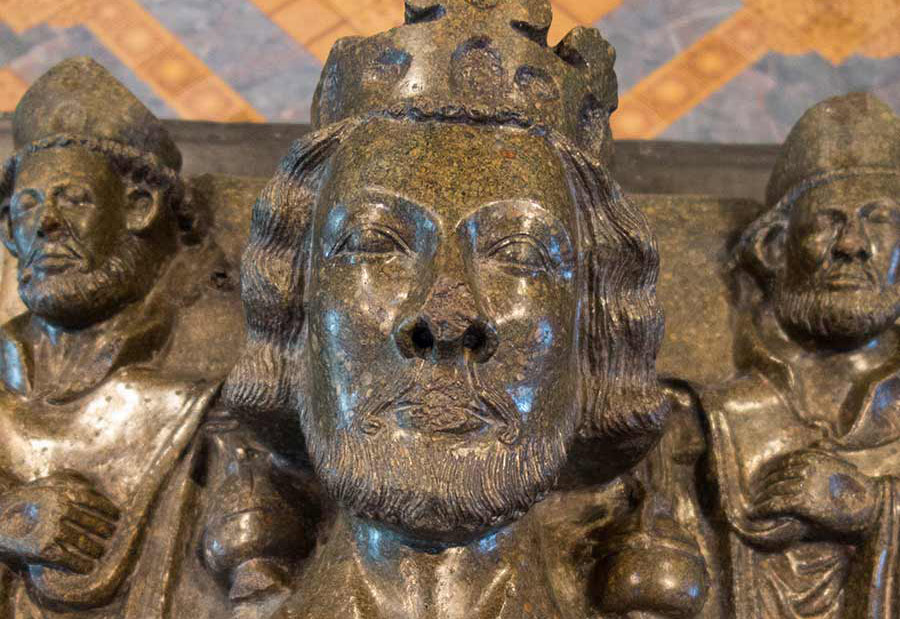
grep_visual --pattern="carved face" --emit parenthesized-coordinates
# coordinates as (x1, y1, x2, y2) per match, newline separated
(775, 175, 900, 345)
(301, 118, 580, 542)
(6, 147, 160, 327)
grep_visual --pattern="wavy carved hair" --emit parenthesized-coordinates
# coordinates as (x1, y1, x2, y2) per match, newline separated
(223, 111, 667, 461)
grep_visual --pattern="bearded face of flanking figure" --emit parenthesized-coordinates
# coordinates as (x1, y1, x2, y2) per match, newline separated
(768, 169, 899, 350)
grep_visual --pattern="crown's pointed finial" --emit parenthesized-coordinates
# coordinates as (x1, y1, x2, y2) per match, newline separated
(311, 0, 619, 162)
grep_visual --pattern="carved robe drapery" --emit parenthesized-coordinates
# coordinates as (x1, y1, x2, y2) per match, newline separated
(704, 317, 900, 618)
(0, 304, 217, 618)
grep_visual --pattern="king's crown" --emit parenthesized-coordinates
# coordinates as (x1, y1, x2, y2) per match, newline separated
(311, 0, 619, 162)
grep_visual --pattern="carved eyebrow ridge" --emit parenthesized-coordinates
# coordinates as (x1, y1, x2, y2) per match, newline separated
(463, 198, 567, 229)
(860, 199, 900, 218)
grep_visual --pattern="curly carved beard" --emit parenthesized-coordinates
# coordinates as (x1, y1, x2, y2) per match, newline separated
(18, 234, 159, 329)
(774, 276, 900, 347)
(300, 368, 575, 545)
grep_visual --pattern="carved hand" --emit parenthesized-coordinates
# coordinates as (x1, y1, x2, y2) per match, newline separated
(751, 449, 881, 537)
(0, 470, 120, 574)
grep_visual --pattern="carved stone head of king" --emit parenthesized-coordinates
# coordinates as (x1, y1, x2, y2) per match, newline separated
(222, 1, 704, 617)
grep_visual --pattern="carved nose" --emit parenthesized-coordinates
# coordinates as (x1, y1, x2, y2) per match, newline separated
(36, 204, 64, 240)
(833, 221, 872, 262)
(395, 316, 498, 362)
(394, 278, 498, 362)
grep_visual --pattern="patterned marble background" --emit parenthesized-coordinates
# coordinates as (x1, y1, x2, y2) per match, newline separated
(0, 0, 898, 143)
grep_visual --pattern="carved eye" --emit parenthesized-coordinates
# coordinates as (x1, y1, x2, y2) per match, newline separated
(332, 226, 408, 257)
(864, 203, 898, 225)
(487, 236, 549, 272)
(11, 191, 38, 215)
(58, 185, 91, 206)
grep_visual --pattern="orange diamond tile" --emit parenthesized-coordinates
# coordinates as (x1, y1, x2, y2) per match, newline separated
(552, 0, 621, 25)
(746, 0, 900, 64)
(307, 23, 360, 63)
(0, 68, 27, 113)
(643, 67, 707, 113)
(103, 17, 170, 65)
(342, 0, 405, 36)
(548, 4, 579, 46)
(141, 46, 207, 96)
(614, 7, 770, 138)
(247, 0, 294, 15)
(725, 9, 772, 57)
(611, 99, 665, 140)
(85, 0, 138, 31)
(1, 0, 263, 123)
(271, 0, 345, 46)
(858, 15, 900, 58)
(325, 0, 378, 21)
(0, 0, 79, 32)
(680, 38, 748, 80)
(177, 77, 248, 121)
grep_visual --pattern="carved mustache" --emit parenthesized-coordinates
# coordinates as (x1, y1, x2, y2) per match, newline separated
(818, 260, 878, 286)
(23, 221, 90, 273)
(24, 241, 85, 268)
(356, 357, 521, 445)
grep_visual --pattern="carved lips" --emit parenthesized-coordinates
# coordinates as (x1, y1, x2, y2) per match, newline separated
(27, 242, 85, 275)
(822, 264, 877, 290)
(358, 366, 519, 441)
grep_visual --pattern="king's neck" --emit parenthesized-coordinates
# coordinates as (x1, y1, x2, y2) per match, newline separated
(337, 512, 547, 618)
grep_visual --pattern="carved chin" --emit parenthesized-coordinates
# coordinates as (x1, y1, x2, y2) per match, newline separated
(301, 408, 574, 544)
(19, 240, 155, 328)
(774, 281, 900, 345)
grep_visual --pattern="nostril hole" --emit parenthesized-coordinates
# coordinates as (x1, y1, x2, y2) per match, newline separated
(462, 324, 486, 353)
(411, 321, 434, 351)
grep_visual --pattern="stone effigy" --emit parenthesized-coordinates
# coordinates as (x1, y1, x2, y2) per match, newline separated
(217, 0, 708, 617)
(650, 92, 900, 619)
(705, 93, 900, 618)
(0, 1, 895, 618)
(0, 59, 304, 618)
(0, 57, 220, 616)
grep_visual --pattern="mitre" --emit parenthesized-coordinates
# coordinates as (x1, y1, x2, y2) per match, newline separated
(766, 92, 900, 206)
(12, 56, 182, 172)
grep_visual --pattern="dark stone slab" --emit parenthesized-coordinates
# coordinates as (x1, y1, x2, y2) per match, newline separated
(638, 194, 764, 385)
(0, 113, 779, 201)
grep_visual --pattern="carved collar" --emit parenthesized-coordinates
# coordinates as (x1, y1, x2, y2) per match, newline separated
(736, 308, 900, 450)
(0, 281, 175, 404)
